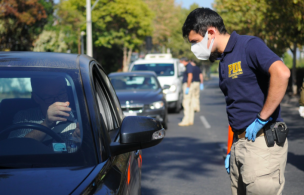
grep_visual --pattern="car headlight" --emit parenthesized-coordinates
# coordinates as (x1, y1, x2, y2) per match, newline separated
(150, 101, 164, 109)
(169, 84, 177, 92)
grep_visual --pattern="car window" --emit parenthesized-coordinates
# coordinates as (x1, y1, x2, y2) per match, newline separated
(0, 70, 96, 168)
(131, 63, 174, 76)
(92, 66, 117, 131)
(109, 75, 160, 90)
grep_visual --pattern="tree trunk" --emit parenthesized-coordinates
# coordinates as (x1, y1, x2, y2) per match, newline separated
(127, 48, 132, 68)
(123, 46, 127, 72)
(77, 28, 81, 54)
(123, 46, 133, 72)
(292, 42, 297, 95)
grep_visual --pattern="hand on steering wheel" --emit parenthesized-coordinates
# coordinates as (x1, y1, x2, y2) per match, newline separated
(0, 123, 64, 142)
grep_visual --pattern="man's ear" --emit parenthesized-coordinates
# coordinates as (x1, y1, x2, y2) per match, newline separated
(207, 27, 216, 39)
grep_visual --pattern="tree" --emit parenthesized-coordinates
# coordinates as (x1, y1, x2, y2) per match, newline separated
(0, 0, 49, 51)
(144, 0, 180, 53)
(93, 0, 154, 72)
(167, 3, 200, 61)
(33, 30, 68, 52)
(143, 2, 204, 62)
(52, 0, 153, 71)
(214, 0, 304, 94)
(264, 0, 304, 94)
(213, 0, 268, 38)
(56, 0, 86, 54)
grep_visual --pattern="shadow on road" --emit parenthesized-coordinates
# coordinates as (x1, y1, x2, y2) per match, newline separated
(141, 136, 225, 195)
(287, 152, 304, 172)
(280, 106, 304, 141)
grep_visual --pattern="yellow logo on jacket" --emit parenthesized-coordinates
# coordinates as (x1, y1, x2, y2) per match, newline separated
(228, 61, 243, 79)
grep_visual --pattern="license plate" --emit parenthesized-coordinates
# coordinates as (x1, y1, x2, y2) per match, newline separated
(123, 112, 137, 116)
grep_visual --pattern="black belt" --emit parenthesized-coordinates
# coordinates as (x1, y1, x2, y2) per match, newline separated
(232, 129, 246, 135)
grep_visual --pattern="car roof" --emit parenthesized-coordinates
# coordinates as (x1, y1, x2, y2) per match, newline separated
(0, 52, 81, 69)
(132, 58, 178, 64)
(108, 71, 157, 77)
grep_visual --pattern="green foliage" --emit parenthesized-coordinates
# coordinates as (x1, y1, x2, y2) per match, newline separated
(214, 0, 268, 37)
(33, 30, 68, 52)
(0, 0, 49, 51)
(214, 0, 304, 90)
(282, 52, 304, 68)
(93, 0, 154, 50)
(214, 0, 304, 57)
(283, 52, 293, 69)
(210, 62, 219, 73)
(144, 0, 180, 48)
(55, 0, 86, 53)
(144, 1, 201, 64)
(167, 4, 200, 61)
(264, 0, 304, 57)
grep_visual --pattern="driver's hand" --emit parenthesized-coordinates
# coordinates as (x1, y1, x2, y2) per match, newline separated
(44, 101, 71, 128)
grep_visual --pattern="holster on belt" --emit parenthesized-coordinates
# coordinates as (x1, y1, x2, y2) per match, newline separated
(263, 122, 288, 147)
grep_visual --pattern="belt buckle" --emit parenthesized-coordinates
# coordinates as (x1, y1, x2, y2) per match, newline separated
(233, 130, 245, 140)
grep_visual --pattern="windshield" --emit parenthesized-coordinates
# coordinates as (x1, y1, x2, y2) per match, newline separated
(131, 63, 174, 76)
(0, 69, 96, 168)
(109, 75, 160, 90)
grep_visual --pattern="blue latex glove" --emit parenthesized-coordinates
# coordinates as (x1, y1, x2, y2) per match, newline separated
(245, 117, 271, 141)
(200, 83, 204, 90)
(185, 87, 190, 95)
(225, 153, 231, 174)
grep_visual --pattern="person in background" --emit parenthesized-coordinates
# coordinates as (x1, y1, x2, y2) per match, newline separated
(191, 61, 204, 112)
(179, 57, 195, 126)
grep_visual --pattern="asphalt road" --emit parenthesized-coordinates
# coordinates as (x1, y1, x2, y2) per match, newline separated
(141, 76, 304, 195)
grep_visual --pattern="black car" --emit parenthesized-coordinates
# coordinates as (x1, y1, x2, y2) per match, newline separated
(0, 52, 165, 194)
(108, 71, 168, 129)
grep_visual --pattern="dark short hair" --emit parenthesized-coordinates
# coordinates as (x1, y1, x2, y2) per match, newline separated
(182, 8, 227, 39)
(180, 57, 189, 62)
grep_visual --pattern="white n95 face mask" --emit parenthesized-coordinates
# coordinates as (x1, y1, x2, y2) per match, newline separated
(191, 31, 214, 60)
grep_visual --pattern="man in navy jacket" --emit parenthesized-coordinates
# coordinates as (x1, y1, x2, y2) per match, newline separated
(182, 7, 290, 195)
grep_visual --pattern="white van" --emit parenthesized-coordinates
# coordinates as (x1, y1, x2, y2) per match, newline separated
(129, 53, 183, 112)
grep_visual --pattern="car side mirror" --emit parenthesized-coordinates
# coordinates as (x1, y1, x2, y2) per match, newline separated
(110, 116, 165, 156)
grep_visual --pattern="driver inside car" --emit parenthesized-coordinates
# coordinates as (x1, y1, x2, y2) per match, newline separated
(9, 77, 81, 151)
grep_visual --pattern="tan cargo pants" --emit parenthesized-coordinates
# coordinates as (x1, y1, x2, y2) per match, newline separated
(180, 83, 195, 124)
(230, 136, 288, 195)
(192, 82, 200, 112)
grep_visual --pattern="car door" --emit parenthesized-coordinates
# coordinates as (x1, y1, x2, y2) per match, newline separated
(89, 62, 141, 195)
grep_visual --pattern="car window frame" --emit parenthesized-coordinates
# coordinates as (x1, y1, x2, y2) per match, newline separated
(96, 66, 124, 125)
(92, 67, 118, 131)
(88, 62, 124, 162)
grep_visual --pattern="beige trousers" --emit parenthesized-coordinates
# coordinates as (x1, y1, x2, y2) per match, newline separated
(230, 136, 288, 195)
(181, 83, 195, 124)
(192, 82, 200, 112)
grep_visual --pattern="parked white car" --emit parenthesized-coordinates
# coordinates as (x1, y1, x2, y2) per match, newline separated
(129, 54, 183, 112)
